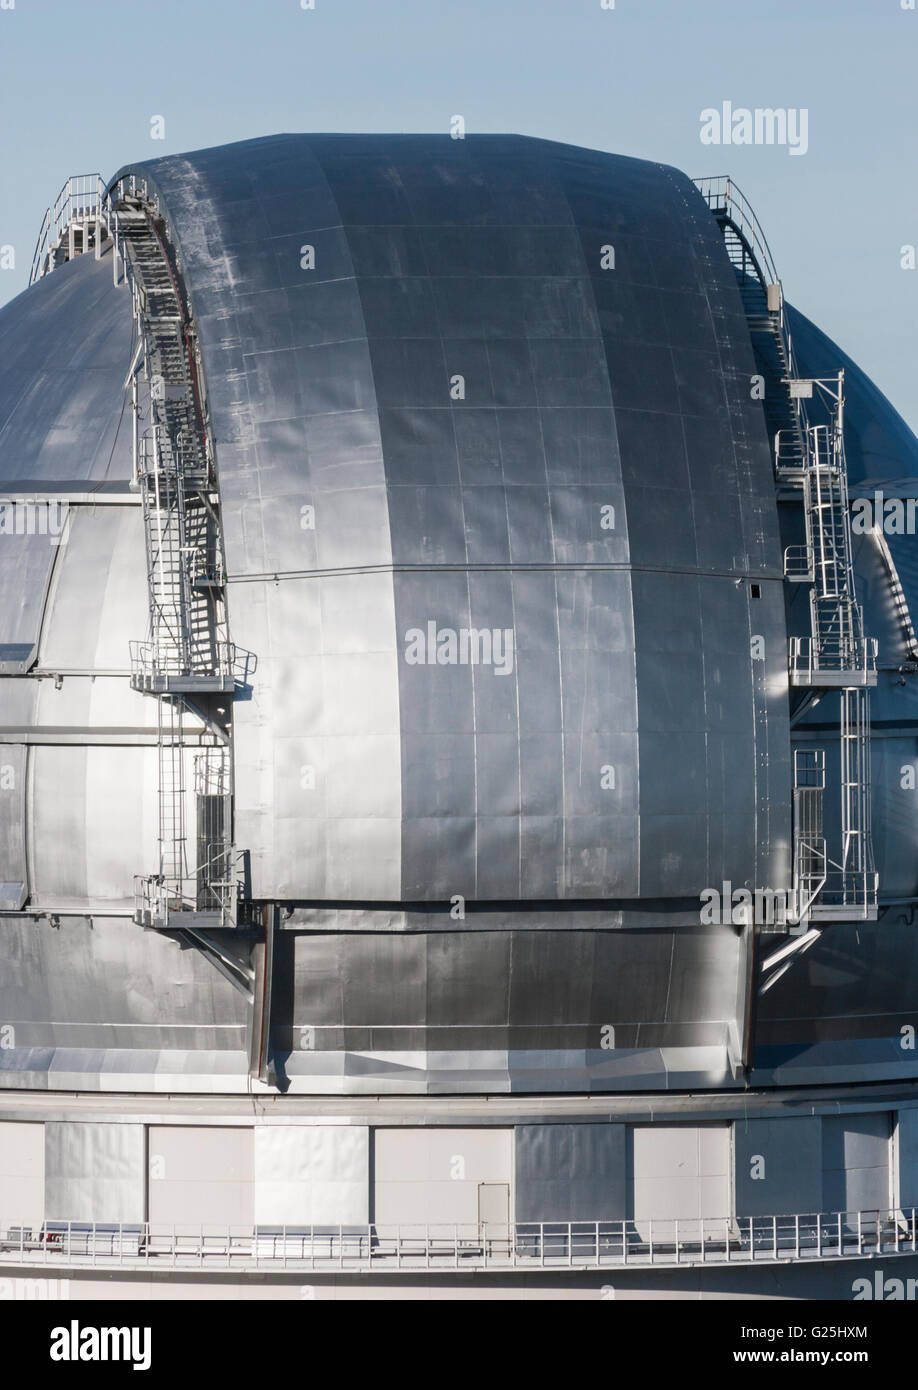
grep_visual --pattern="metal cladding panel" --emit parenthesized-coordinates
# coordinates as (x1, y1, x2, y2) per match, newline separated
(629, 1124, 731, 1230)
(0, 254, 134, 486)
(0, 523, 61, 672)
(373, 1127, 512, 1225)
(760, 911, 918, 1010)
(44, 1121, 144, 1223)
(254, 1125, 369, 1226)
(148, 1126, 254, 1227)
(0, 745, 27, 908)
(29, 745, 156, 906)
(733, 1117, 823, 1218)
(271, 926, 741, 1089)
(118, 142, 403, 902)
(0, 916, 247, 1056)
(121, 134, 787, 903)
(0, 1120, 44, 1226)
(514, 1123, 626, 1221)
(898, 1110, 918, 1208)
(787, 303, 918, 491)
(822, 1114, 890, 1214)
(37, 506, 149, 673)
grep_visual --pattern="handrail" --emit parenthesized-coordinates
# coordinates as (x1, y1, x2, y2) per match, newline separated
(694, 175, 781, 289)
(693, 173, 804, 395)
(1, 1208, 914, 1273)
(29, 174, 107, 285)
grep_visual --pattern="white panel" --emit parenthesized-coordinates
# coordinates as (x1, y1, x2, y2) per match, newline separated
(148, 1126, 253, 1228)
(31, 745, 158, 905)
(39, 508, 148, 669)
(374, 1128, 512, 1226)
(45, 1122, 144, 1223)
(0, 1121, 44, 1226)
(630, 1125, 730, 1236)
(254, 1125, 368, 1226)
(233, 570, 403, 901)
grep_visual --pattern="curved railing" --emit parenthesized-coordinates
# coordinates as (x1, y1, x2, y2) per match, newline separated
(693, 173, 804, 392)
(2, 1209, 916, 1273)
(694, 174, 782, 288)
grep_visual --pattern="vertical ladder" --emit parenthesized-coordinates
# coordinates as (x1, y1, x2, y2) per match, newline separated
(158, 698, 186, 884)
(784, 396, 874, 686)
(840, 687, 875, 914)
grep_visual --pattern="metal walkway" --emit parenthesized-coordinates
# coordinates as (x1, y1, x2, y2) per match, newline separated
(2, 1209, 917, 1275)
(695, 175, 878, 926)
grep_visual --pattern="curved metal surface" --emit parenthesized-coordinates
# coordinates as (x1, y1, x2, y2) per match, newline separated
(0, 135, 915, 1095)
(112, 134, 789, 909)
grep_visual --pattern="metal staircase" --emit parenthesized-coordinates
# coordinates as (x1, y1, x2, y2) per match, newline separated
(695, 175, 878, 923)
(107, 179, 240, 929)
(29, 172, 248, 931)
(113, 194, 234, 695)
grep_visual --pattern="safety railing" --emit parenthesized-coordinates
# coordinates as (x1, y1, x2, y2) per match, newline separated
(695, 175, 781, 291)
(789, 634, 878, 685)
(784, 543, 814, 581)
(1, 1210, 915, 1273)
(812, 869, 880, 914)
(694, 174, 801, 376)
(129, 638, 237, 683)
(30, 174, 108, 285)
(134, 866, 239, 929)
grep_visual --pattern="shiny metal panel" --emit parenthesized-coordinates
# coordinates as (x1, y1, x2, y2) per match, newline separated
(254, 1124, 369, 1225)
(0, 135, 914, 1099)
(44, 1121, 144, 1223)
(120, 136, 786, 904)
(514, 1123, 626, 1221)
(0, 916, 247, 1057)
(0, 744, 27, 907)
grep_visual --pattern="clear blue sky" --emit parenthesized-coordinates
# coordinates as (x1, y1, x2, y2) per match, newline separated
(1, 0, 916, 430)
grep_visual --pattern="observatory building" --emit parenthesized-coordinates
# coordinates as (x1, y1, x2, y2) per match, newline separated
(0, 134, 917, 1298)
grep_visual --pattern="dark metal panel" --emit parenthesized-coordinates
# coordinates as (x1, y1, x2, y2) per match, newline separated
(899, 1110, 918, 1208)
(515, 1123, 626, 1221)
(734, 1117, 824, 1217)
